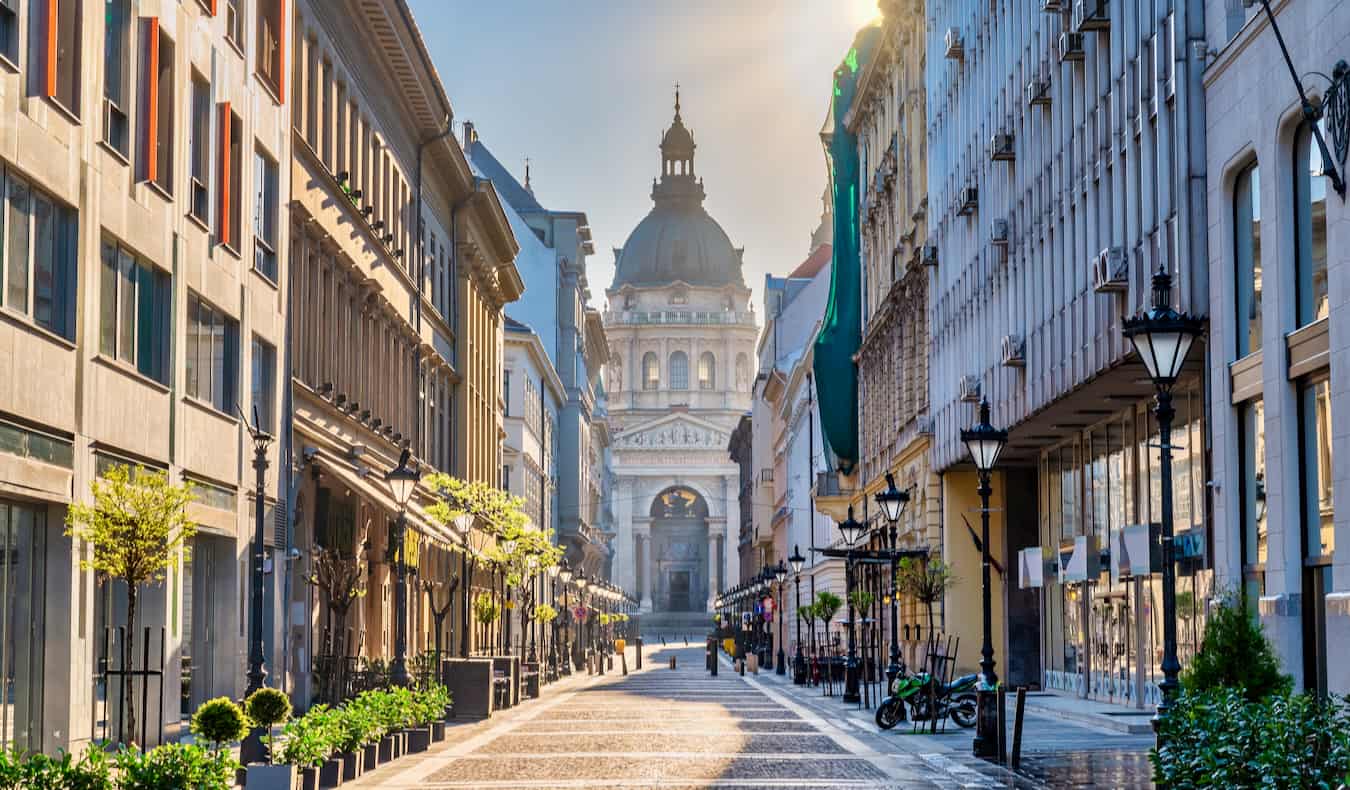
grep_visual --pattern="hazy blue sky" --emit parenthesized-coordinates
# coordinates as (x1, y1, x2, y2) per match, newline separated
(407, 0, 880, 308)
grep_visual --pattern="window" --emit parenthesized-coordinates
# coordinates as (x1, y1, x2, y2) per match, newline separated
(141, 21, 175, 194)
(103, 0, 131, 155)
(253, 148, 279, 280)
(256, 0, 286, 102)
(669, 351, 689, 390)
(0, 0, 16, 64)
(1238, 399, 1267, 605)
(225, 0, 244, 49)
(1298, 378, 1334, 558)
(218, 105, 242, 250)
(698, 351, 715, 390)
(502, 465, 511, 492)
(1233, 163, 1261, 358)
(188, 75, 211, 223)
(39, 0, 81, 114)
(642, 352, 659, 390)
(503, 370, 511, 417)
(735, 352, 750, 391)
(251, 337, 276, 432)
(186, 292, 239, 414)
(1294, 122, 1329, 326)
(2, 168, 79, 340)
(100, 239, 171, 384)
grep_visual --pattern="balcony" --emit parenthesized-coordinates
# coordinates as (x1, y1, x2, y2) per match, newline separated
(603, 310, 756, 326)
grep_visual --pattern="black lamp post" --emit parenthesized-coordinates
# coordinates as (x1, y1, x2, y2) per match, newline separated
(1122, 268, 1204, 748)
(574, 570, 588, 670)
(875, 473, 910, 687)
(774, 560, 788, 675)
(961, 399, 1007, 758)
(789, 545, 806, 683)
(838, 506, 868, 704)
(558, 562, 574, 675)
(243, 417, 274, 698)
(386, 449, 421, 687)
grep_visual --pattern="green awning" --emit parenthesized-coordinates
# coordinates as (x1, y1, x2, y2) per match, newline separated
(813, 24, 881, 476)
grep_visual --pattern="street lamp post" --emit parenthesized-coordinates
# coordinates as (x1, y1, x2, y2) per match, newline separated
(961, 399, 1008, 759)
(875, 473, 910, 687)
(243, 417, 274, 698)
(558, 562, 574, 675)
(574, 571, 588, 670)
(386, 450, 421, 687)
(774, 561, 788, 675)
(1122, 268, 1204, 748)
(838, 506, 868, 704)
(789, 545, 806, 684)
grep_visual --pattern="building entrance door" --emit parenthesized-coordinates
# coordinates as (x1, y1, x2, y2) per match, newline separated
(0, 501, 46, 753)
(668, 571, 691, 611)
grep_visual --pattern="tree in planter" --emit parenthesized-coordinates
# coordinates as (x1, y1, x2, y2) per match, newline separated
(190, 697, 250, 754)
(813, 592, 843, 635)
(895, 556, 957, 642)
(65, 463, 195, 746)
(1181, 590, 1290, 703)
(244, 688, 294, 764)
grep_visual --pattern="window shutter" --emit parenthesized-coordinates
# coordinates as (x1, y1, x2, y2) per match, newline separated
(210, 0, 218, 15)
(218, 101, 232, 245)
(144, 17, 161, 184)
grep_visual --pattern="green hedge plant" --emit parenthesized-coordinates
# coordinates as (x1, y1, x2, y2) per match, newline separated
(114, 743, 237, 790)
(0, 745, 112, 790)
(1180, 590, 1290, 702)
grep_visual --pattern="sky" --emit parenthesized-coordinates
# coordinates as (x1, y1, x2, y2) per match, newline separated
(406, 0, 881, 310)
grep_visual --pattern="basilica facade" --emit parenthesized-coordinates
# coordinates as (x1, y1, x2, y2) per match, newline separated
(603, 94, 756, 613)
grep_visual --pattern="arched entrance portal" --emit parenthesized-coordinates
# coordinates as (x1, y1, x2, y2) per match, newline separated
(649, 487, 709, 612)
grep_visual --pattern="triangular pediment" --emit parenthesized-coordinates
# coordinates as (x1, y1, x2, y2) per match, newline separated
(613, 412, 731, 451)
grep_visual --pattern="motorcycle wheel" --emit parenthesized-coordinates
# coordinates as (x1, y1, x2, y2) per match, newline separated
(950, 693, 978, 729)
(875, 699, 905, 730)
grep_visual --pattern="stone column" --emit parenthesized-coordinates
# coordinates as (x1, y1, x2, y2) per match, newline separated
(634, 519, 652, 612)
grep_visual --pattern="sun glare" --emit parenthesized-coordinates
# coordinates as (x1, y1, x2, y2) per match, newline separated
(847, 0, 882, 27)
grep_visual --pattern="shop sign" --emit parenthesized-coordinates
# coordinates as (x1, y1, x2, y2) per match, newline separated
(1058, 535, 1100, 582)
(1111, 523, 1162, 583)
(1173, 528, 1206, 561)
(1018, 546, 1053, 589)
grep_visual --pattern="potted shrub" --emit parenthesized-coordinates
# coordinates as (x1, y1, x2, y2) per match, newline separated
(115, 743, 237, 790)
(245, 687, 297, 790)
(422, 684, 453, 742)
(332, 703, 378, 782)
(0, 744, 112, 789)
(275, 706, 337, 790)
(191, 696, 251, 789)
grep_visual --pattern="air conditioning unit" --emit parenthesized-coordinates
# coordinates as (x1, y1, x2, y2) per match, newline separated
(959, 375, 982, 403)
(1092, 247, 1129, 293)
(1073, 0, 1110, 32)
(957, 187, 978, 216)
(990, 133, 1015, 161)
(1026, 78, 1051, 107)
(1059, 32, 1086, 62)
(921, 245, 939, 267)
(944, 28, 964, 60)
(1001, 335, 1026, 367)
(991, 219, 1010, 247)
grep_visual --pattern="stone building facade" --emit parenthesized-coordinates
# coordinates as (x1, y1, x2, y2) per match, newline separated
(605, 94, 756, 614)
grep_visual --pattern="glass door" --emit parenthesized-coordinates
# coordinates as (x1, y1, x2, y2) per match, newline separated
(0, 501, 47, 752)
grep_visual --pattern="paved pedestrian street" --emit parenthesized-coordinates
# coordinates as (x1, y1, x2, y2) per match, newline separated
(348, 644, 1150, 789)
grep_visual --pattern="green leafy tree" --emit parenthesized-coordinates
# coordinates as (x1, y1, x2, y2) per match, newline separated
(1181, 590, 1291, 702)
(65, 464, 195, 745)
(813, 591, 843, 625)
(849, 589, 875, 614)
(896, 556, 957, 638)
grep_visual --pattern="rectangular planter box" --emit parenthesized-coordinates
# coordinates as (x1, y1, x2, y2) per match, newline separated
(392, 732, 404, 760)
(317, 757, 343, 788)
(431, 721, 446, 742)
(378, 735, 394, 764)
(340, 751, 363, 782)
(362, 743, 377, 773)
(245, 764, 297, 790)
(407, 726, 431, 753)
(442, 658, 495, 719)
(491, 655, 521, 707)
(300, 767, 318, 790)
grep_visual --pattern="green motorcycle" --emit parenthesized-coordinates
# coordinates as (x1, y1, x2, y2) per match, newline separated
(875, 670, 979, 730)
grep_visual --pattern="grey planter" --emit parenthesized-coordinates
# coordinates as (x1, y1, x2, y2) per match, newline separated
(340, 751, 362, 782)
(407, 726, 431, 753)
(362, 743, 377, 772)
(244, 764, 297, 790)
(378, 735, 394, 764)
(317, 756, 343, 788)
(431, 721, 446, 742)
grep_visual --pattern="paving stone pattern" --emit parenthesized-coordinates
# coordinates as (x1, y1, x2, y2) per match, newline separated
(357, 645, 1149, 788)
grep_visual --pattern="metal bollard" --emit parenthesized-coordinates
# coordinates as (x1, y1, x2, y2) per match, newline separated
(621, 653, 628, 676)
(1011, 687, 1027, 769)
(636, 638, 643, 669)
(669, 655, 677, 670)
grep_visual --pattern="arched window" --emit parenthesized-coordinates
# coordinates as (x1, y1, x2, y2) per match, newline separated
(735, 353, 750, 391)
(642, 352, 659, 390)
(698, 352, 716, 390)
(669, 351, 689, 390)
(1294, 121, 1329, 327)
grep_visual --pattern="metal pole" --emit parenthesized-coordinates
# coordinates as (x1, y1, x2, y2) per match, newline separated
(793, 574, 804, 683)
(776, 581, 786, 675)
(390, 511, 410, 686)
(246, 440, 269, 696)
(844, 551, 860, 703)
(974, 469, 998, 757)
(887, 523, 901, 685)
(1153, 388, 1180, 746)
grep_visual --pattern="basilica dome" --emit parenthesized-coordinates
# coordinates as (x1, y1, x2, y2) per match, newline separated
(611, 91, 746, 290)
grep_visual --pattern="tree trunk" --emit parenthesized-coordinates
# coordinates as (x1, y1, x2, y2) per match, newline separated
(124, 584, 139, 746)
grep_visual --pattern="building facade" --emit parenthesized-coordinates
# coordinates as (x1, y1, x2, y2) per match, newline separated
(0, 0, 290, 751)
(1202, 0, 1349, 695)
(285, 0, 521, 705)
(605, 94, 756, 615)
(925, 0, 1211, 697)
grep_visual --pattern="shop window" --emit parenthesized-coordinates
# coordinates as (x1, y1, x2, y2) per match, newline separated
(2, 168, 79, 341)
(217, 105, 242, 250)
(0, 501, 48, 754)
(1293, 122, 1329, 326)
(669, 351, 689, 390)
(1299, 378, 1334, 558)
(186, 292, 239, 414)
(99, 239, 171, 384)
(188, 75, 211, 224)
(1233, 162, 1261, 358)
(253, 147, 279, 280)
(1238, 399, 1267, 603)
(103, 0, 131, 156)
(251, 337, 276, 432)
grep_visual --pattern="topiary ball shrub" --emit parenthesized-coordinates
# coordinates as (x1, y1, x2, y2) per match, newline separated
(190, 697, 250, 749)
(245, 687, 294, 730)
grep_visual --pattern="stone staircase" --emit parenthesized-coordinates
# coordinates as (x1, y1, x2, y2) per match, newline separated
(637, 611, 713, 641)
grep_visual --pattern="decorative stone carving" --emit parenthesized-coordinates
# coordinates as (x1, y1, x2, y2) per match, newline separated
(614, 418, 729, 450)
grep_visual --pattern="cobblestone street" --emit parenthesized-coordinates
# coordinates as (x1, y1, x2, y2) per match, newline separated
(346, 644, 1150, 789)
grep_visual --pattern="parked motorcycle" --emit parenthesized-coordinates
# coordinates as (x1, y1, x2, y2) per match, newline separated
(875, 670, 979, 730)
